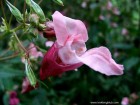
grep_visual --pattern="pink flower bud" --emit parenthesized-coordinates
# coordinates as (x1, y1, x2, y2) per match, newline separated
(9, 91, 19, 105)
(121, 97, 129, 105)
(21, 77, 38, 93)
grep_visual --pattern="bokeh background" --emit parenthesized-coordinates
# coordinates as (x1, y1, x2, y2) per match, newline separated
(0, 0, 140, 105)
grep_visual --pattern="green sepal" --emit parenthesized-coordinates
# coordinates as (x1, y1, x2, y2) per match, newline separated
(6, 0, 24, 22)
(25, 59, 37, 87)
(26, 0, 46, 23)
(53, 0, 64, 6)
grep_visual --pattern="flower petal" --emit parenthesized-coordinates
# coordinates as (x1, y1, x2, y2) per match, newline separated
(45, 41, 54, 47)
(52, 11, 88, 46)
(40, 42, 83, 79)
(79, 47, 124, 76)
(21, 77, 38, 93)
(58, 35, 86, 64)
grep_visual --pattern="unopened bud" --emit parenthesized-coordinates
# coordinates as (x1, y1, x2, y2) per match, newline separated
(25, 59, 37, 87)
(53, 0, 64, 6)
(6, 0, 23, 22)
(29, 14, 39, 26)
(26, 0, 46, 23)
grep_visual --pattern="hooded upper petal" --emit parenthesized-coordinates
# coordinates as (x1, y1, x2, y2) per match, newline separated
(78, 47, 124, 76)
(52, 11, 88, 46)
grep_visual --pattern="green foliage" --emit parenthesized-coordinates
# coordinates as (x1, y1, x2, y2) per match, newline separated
(0, 18, 8, 32)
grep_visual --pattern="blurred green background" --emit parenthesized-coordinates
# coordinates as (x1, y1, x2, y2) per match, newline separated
(0, 0, 140, 105)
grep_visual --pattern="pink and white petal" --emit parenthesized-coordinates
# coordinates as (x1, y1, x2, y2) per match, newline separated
(46, 21, 54, 29)
(29, 43, 35, 49)
(71, 39, 87, 56)
(45, 41, 54, 47)
(81, 46, 112, 59)
(52, 11, 69, 46)
(37, 52, 43, 57)
(52, 11, 88, 46)
(58, 38, 80, 64)
(79, 47, 124, 76)
(64, 16, 88, 42)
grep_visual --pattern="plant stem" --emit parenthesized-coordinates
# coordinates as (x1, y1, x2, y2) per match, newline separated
(12, 24, 23, 32)
(0, 53, 18, 61)
(23, 0, 26, 27)
(12, 23, 30, 33)
(38, 0, 43, 4)
(13, 32, 27, 53)
(37, 79, 48, 89)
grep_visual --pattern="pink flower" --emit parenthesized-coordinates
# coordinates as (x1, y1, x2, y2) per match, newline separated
(106, 1, 113, 10)
(21, 43, 43, 63)
(45, 41, 54, 47)
(111, 22, 118, 28)
(28, 43, 43, 59)
(40, 11, 123, 79)
(81, 2, 87, 8)
(122, 28, 128, 35)
(21, 77, 38, 93)
(121, 97, 129, 105)
(99, 15, 105, 20)
(112, 7, 120, 15)
(9, 91, 19, 105)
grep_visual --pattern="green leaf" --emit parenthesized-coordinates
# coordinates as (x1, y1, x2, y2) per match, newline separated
(124, 57, 140, 70)
(53, 0, 64, 6)
(3, 93, 9, 105)
(0, 18, 8, 32)
(6, 0, 23, 22)
(25, 0, 31, 5)
(112, 43, 133, 50)
(0, 68, 24, 79)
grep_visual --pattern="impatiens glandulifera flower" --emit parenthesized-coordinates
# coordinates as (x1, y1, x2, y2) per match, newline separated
(40, 11, 124, 79)
(21, 43, 43, 63)
(9, 91, 20, 105)
(28, 43, 43, 59)
(121, 97, 129, 105)
(21, 77, 38, 93)
(122, 28, 128, 35)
